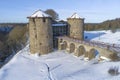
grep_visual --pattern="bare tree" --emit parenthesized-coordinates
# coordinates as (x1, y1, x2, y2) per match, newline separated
(45, 9, 59, 20)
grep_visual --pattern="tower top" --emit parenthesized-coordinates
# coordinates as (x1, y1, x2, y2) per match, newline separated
(28, 10, 51, 18)
(67, 13, 84, 20)
(70, 13, 80, 18)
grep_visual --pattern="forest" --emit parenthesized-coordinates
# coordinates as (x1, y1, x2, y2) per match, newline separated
(85, 18, 120, 31)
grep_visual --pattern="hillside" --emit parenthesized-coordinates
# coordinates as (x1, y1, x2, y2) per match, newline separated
(0, 25, 28, 67)
(85, 18, 120, 31)
(0, 30, 120, 80)
(0, 18, 120, 66)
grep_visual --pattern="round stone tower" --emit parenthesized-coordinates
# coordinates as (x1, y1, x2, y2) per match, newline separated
(67, 13, 84, 40)
(27, 10, 53, 55)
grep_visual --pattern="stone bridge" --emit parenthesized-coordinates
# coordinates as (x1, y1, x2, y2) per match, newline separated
(58, 36, 120, 60)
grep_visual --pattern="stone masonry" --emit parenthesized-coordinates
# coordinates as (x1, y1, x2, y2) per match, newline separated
(67, 13, 84, 40)
(28, 10, 53, 55)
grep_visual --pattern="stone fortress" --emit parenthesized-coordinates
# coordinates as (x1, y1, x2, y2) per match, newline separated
(28, 10, 119, 60)
(27, 10, 53, 54)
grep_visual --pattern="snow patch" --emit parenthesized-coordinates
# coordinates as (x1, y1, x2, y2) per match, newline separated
(100, 56, 111, 61)
(70, 13, 81, 19)
(30, 10, 51, 18)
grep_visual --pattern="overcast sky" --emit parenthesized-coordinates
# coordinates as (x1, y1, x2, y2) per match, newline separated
(0, 0, 120, 23)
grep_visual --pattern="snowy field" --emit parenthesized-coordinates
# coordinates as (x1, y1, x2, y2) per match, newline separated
(85, 30, 120, 45)
(0, 30, 120, 80)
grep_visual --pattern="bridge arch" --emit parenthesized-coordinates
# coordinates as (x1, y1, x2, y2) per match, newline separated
(58, 37, 119, 61)
(75, 45, 86, 57)
(59, 40, 68, 50)
(88, 48, 99, 60)
(69, 43, 75, 53)
(62, 41, 67, 50)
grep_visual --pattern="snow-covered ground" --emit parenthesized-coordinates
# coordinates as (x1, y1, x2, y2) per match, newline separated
(0, 30, 120, 80)
(85, 30, 120, 45)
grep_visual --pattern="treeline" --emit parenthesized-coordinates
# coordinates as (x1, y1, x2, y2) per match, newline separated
(0, 23, 27, 28)
(0, 23, 27, 25)
(85, 18, 120, 31)
(0, 25, 28, 67)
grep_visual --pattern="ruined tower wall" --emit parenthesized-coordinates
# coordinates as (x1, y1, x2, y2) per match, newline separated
(67, 18, 84, 40)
